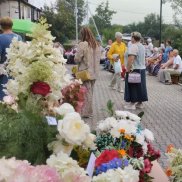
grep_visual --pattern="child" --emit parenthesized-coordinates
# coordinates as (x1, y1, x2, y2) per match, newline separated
(109, 54, 124, 93)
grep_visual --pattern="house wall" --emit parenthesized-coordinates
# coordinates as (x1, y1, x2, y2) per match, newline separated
(0, 1, 19, 19)
(0, 0, 40, 21)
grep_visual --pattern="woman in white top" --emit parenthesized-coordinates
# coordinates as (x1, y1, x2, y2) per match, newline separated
(124, 32, 148, 110)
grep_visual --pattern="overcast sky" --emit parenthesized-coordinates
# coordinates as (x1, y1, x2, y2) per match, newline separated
(33, 0, 174, 25)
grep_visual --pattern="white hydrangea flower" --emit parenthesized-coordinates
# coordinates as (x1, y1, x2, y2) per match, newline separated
(92, 169, 122, 182)
(46, 152, 87, 177)
(97, 117, 118, 132)
(110, 119, 138, 138)
(126, 112, 141, 122)
(92, 166, 139, 182)
(119, 165, 140, 182)
(115, 110, 128, 119)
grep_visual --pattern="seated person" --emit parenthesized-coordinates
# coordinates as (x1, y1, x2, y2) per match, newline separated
(162, 40, 172, 63)
(146, 47, 159, 74)
(158, 50, 174, 82)
(158, 49, 182, 84)
(150, 48, 165, 76)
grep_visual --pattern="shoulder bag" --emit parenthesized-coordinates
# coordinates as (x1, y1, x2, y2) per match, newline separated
(128, 71, 141, 83)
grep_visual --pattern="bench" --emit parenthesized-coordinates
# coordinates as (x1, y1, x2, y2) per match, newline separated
(171, 73, 182, 84)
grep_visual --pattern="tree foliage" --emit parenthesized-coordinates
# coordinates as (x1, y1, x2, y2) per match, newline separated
(164, 0, 182, 26)
(43, 0, 85, 43)
(89, 1, 116, 35)
(123, 13, 160, 39)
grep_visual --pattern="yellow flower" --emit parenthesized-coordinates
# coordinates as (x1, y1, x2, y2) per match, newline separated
(124, 134, 134, 141)
(118, 149, 126, 157)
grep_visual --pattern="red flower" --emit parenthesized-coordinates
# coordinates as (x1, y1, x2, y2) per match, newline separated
(128, 145, 144, 158)
(142, 159, 153, 173)
(95, 150, 119, 167)
(147, 143, 160, 161)
(30, 81, 51, 97)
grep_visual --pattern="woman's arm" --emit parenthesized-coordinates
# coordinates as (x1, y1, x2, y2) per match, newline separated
(127, 44, 138, 72)
(127, 55, 135, 72)
(107, 44, 115, 62)
(74, 42, 85, 63)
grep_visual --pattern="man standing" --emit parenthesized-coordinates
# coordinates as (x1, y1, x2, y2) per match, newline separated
(107, 32, 126, 79)
(163, 49, 182, 84)
(0, 17, 22, 100)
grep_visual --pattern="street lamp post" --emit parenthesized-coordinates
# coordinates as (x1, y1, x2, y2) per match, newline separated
(159, 0, 162, 46)
(75, 0, 78, 43)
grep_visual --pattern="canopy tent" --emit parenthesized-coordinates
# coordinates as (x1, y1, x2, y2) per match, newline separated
(12, 19, 36, 34)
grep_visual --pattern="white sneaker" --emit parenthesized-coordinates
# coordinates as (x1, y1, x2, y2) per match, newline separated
(112, 87, 116, 90)
(135, 102, 144, 109)
(117, 89, 124, 93)
(124, 103, 136, 110)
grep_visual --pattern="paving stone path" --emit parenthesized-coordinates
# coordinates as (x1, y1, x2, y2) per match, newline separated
(68, 65, 182, 167)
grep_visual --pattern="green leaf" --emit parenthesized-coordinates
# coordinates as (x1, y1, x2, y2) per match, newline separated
(0, 103, 57, 164)
(138, 111, 144, 118)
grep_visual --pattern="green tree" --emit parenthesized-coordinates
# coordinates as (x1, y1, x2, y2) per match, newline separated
(102, 24, 123, 43)
(123, 13, 161, 39)
(43, 0, 85, 43)
(164, 0, 182, 26)
(89, 1, 116, 35)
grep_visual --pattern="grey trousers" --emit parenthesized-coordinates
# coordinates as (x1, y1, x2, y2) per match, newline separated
(81, 80, 95, 116)
(110, 73, 122, 89)
(163, 69, 181, 82)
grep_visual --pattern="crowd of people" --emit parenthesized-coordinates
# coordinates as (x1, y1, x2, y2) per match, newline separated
(75, 29, 182, 114)
(1, 16, 182, 118)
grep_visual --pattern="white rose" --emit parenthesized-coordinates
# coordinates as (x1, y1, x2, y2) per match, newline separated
(83, 133, 96, 150)
(143, 129, 154, 141)
(54, 103, 75, 116)
(48, 139, 73, 155)
(58, 112, 90, 145)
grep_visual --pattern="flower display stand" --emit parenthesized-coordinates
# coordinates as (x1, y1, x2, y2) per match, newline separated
(150, 161, 169, 182)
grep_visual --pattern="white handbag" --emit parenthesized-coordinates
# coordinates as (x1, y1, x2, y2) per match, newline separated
(128, 72, 141, 83)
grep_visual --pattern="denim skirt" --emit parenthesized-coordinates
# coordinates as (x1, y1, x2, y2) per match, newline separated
(124, 69, 148, 102)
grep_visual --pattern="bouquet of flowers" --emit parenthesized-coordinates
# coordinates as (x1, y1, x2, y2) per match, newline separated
(92, 111, 160, 182)
(0, 106, 160, 182)
(4, 18, 71, 114)
(61, 81, 87, 113)
(0, 19, 86, 164)
(0, 18, 160, 182)
(165, 145, 182, 182)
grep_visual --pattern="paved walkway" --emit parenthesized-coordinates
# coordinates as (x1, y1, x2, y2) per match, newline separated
(68, 65, 182, 167)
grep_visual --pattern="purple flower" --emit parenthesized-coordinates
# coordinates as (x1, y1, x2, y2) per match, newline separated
(96, 158, 123, 175)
